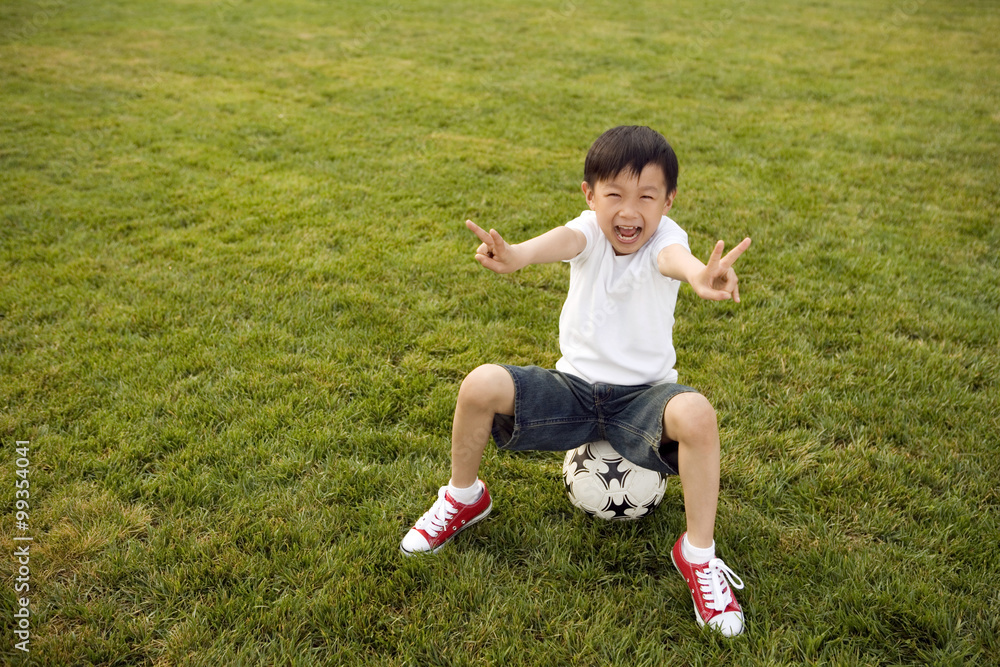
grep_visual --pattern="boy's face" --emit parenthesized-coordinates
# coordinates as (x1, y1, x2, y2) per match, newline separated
(582, 163, 676, 256)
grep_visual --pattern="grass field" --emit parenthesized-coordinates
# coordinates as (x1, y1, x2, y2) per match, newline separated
(2, 0, 999, 664)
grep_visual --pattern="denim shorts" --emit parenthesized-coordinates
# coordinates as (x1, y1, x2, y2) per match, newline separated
(491, 365, 698, 475)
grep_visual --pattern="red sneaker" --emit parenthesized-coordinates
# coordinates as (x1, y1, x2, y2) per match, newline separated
(671, 533, 746, 637)
(400, 482, 492, 556)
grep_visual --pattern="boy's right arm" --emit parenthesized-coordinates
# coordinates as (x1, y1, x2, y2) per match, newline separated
(465, 219, 586, 274)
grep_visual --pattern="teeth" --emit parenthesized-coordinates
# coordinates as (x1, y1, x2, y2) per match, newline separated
(616, 226, 641, 240)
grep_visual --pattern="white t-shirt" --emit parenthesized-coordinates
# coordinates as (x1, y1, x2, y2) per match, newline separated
(555, 210, 689, 386)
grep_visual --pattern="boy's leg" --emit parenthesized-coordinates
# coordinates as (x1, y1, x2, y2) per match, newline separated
(451, 364, 516, 488)
(400, 364, 514, 556)
(662, 391, 720, 549)
(663, 392, 745, 637)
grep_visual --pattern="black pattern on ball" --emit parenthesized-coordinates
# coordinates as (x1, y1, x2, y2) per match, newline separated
(562, 440, 667, 520)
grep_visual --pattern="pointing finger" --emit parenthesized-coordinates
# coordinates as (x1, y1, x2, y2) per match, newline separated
(707, 240, 725, 267)
(721, 237, 752, 268)
(465, 219, 493, 245)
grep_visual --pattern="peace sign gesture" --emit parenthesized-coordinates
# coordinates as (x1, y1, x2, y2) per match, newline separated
(689, 238, 752, 303)
(465, 219, 528, 274)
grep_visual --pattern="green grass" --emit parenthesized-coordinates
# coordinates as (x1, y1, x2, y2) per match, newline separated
(2, 0, 999, 664)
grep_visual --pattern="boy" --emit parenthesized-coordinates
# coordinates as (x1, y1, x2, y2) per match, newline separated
(400, 126, 752, 637)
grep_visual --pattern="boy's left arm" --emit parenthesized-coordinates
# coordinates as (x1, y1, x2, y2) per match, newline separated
(657, 238, 752, 303)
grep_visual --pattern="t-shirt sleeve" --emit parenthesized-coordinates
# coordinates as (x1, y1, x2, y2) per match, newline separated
(649, 217, 689, 272)
(564, 211, 600, 263)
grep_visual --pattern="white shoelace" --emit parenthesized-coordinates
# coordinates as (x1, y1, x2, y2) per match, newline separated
(415, 488, 456, 538)
(696, 558, 745, 612)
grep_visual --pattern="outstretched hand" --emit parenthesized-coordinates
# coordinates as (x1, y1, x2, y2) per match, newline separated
(466, 219, 525, 274)
(690, 237, 752, 303)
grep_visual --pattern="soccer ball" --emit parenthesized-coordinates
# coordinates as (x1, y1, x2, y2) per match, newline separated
(562, 440, 667, 520)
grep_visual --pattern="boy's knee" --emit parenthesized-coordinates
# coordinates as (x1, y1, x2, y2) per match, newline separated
(664, 392, 718, 442)
(459, 364, 514, 412)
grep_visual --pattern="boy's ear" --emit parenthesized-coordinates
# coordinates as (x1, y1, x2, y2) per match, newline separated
(582, 181, 597, 210)
(663, 189, 677, 214)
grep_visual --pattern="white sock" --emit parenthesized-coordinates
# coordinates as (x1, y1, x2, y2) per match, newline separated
(682, 534, 716, 564)
(447, 479, 483, 505)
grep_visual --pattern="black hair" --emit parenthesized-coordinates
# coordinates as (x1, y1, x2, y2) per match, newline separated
(583, 125, 679, 194)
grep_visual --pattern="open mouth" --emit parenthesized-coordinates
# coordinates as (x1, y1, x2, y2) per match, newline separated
(614, 226, 642, 244)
